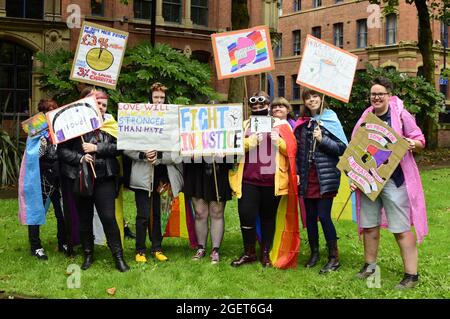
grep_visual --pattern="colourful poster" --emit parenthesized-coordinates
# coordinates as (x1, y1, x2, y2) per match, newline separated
(117, 103, 180, 151)
(337, 113, 409, 201)
(179, 104, 244, 156)
(296, 35, 358, 102)
(46, 96, 103, 145)
(21, 112, 48, 137)
(70, 21, 129, 90)
(211, 25, 275, 80)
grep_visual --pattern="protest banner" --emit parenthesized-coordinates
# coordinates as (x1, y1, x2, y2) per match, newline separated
(337, 113, 409, 201)
(117, 103, 180, 151)
(179, 104, 244, 156)
(296, 35, 358, 102)
(45, 96, 103, 145)
(70, 21, 128, 90)
(250, 115, 272, 133)
(211, 25, 274, 80)
(21, 112, 48, 137)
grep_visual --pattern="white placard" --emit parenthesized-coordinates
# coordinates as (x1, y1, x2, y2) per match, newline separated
(250, 116, 272, 133)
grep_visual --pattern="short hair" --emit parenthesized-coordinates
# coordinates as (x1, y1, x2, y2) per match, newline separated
(371, 76, 393, 92)
(249, 90, 270, 105)
(37, 99, 58, 113)
(271, 97, 294, 119)
(150, 82, 168, 93)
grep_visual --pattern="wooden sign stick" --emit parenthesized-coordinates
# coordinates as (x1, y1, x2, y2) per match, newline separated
(212, 155, 220, 203)
(311, 93, 326, 155)
(336, 193, 352, 221)
(243, 76, 249, 120)
(81, 136, 97, 179)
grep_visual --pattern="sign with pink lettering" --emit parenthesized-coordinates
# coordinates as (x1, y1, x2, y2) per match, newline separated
(117, 103, 180, 151)
(337, 113, 409, 201)
(211, 26, 275, 80)
(46, 96, 103, 145)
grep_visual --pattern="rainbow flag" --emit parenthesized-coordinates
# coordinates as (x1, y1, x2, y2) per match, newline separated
(21, 112, 48, 137)
(164, 192, 198, 249)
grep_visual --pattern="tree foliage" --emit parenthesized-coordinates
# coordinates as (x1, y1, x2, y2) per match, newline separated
(0, 129, 21, 187)
(36, 43, 218, 113)
(329, 65, 445, 138)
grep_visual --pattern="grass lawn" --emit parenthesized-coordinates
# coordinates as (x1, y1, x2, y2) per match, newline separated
(0, 168, 449, 299)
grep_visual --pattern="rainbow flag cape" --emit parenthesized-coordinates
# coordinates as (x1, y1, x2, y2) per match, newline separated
(18, 133, 49, 225)
(270, 122, 300, 269)
(331, 174, 357, 221)
(164, 192, 198, 249)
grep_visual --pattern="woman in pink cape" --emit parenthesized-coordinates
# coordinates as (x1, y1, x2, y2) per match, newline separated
(352, 77, 427, 289)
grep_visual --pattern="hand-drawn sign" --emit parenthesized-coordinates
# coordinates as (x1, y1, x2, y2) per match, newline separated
(21, 112, 48, 137)
(211, 25, 275, 80)
(250, 116, 272, 133)
(296, 35, 358, 102)
(46, 96, 103, 144)
(70, 21, 128, 90)
(337, 113, 409, 201)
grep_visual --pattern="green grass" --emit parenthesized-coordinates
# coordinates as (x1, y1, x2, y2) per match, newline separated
(0, 168, 449, 299)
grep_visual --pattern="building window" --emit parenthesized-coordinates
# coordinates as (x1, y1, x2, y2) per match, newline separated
(386, 13, 397, 45)
(357, 19, 367, 48)
(191, 0, 208, 26)
(293, 30, 301, 55)
(5, 0, 44, 19)
(441, 22, 449, 48)
(277, 76, 285, 97)
(294, 0, 301, 12)
(335, 0, 343, 3)
(91, 0, 104, 16)
(134, 0, 153, 20)
(292, 75, 300, 100)
(312, 26, 321, 39)
(0, 40, 32, 116)
(275, 35, 283, 58)
(333, 23, 344, 48)
(312, 0, 322, 8)
(163, 0, 182, 23)
(278, 0, 283, 17)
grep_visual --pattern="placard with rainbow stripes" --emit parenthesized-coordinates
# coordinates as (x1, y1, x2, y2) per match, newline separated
(211, 25, 275, 80)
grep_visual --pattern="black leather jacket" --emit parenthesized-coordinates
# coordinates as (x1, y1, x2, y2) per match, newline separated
(294, 121, 346, 196)
(58, 130, 120, 180)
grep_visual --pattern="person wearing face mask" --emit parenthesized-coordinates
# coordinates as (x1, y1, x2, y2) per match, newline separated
(293, 89, 347, 274)
(58, 89, 129, 272)
(229, 91, 299, 269)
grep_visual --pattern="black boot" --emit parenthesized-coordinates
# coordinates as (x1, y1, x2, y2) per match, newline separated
(319, 240, 340, 274)
(110, 243, 130, 272)
(80, 231, 94, 270)
(231, 245, 257, 267)
(124, 223, 136, 239)
(260, 244, 272, 268)
(305, 238, 320, 268)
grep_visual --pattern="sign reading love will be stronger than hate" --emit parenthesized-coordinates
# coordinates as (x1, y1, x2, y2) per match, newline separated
(117, 103, 180, 152)
(179, 104, 244, 156)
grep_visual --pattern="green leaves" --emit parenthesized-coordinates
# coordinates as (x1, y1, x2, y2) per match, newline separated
(0, 129, 21, 187)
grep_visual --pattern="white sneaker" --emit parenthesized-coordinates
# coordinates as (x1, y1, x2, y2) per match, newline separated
(33, 248, 48, 260)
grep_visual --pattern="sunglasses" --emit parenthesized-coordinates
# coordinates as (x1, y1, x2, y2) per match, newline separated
(249, 96, 269, 104)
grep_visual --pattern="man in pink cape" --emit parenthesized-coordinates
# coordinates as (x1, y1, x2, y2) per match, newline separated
(351, 77, 427, 289)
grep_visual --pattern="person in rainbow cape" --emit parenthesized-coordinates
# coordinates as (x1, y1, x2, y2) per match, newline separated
(293, 89, 347, 274)
(351, 77, 427, 289)
(18, 99, 68, 260)
(229, 91, 299, 269)
(58, 89, 129, 272)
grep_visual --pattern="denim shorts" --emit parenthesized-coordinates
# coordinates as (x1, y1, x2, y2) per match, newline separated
(359, 179, 411, 233)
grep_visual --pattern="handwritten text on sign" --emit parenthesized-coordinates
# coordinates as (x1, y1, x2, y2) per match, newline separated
(117, 103, 179, 151)
(70, 21, 128, 90)
(179, 104, 244, 155)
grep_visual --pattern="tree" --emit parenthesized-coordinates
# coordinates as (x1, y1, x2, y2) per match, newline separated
(228, 0, 250, 103)
(369, 0, 446, 147)
(329, 65, 444, 139)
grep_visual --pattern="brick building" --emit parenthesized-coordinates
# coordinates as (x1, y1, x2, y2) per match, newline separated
(270, 0, 450, 146)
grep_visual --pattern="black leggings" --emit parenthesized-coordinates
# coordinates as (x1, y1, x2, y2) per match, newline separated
(237, 183, 280, 248)
(304, 198, 337, 243)
(134, 188, 162, 253)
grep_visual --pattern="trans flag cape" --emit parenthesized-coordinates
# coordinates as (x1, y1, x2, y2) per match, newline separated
(18, 132, 50, 225)
(270, 120, 300, 269)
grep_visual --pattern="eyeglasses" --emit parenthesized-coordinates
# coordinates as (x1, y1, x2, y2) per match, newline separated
(370, 92, 389, 98)
(249, 96, 269, 104)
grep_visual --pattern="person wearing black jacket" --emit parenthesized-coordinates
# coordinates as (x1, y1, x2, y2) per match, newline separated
(28, 99, 67, 260)
(58, 90, 129, 272)
(293, 89, 347, 274)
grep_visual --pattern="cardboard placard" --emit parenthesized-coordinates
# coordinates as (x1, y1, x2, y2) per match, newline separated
(21, 112, 48, 137)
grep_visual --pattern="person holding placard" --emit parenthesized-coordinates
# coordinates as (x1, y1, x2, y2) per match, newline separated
(270, 97, 297, 129)
(229, 91, 298, 268)
(351, 77, 427, 289)
(20, 99, 68, 260)
(293, 89, 347, 273)
(58, 89, 130, 272)
(124, 82, 183, 263)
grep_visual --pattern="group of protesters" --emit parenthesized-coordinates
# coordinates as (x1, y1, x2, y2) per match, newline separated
(19, 76, 427, 289)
